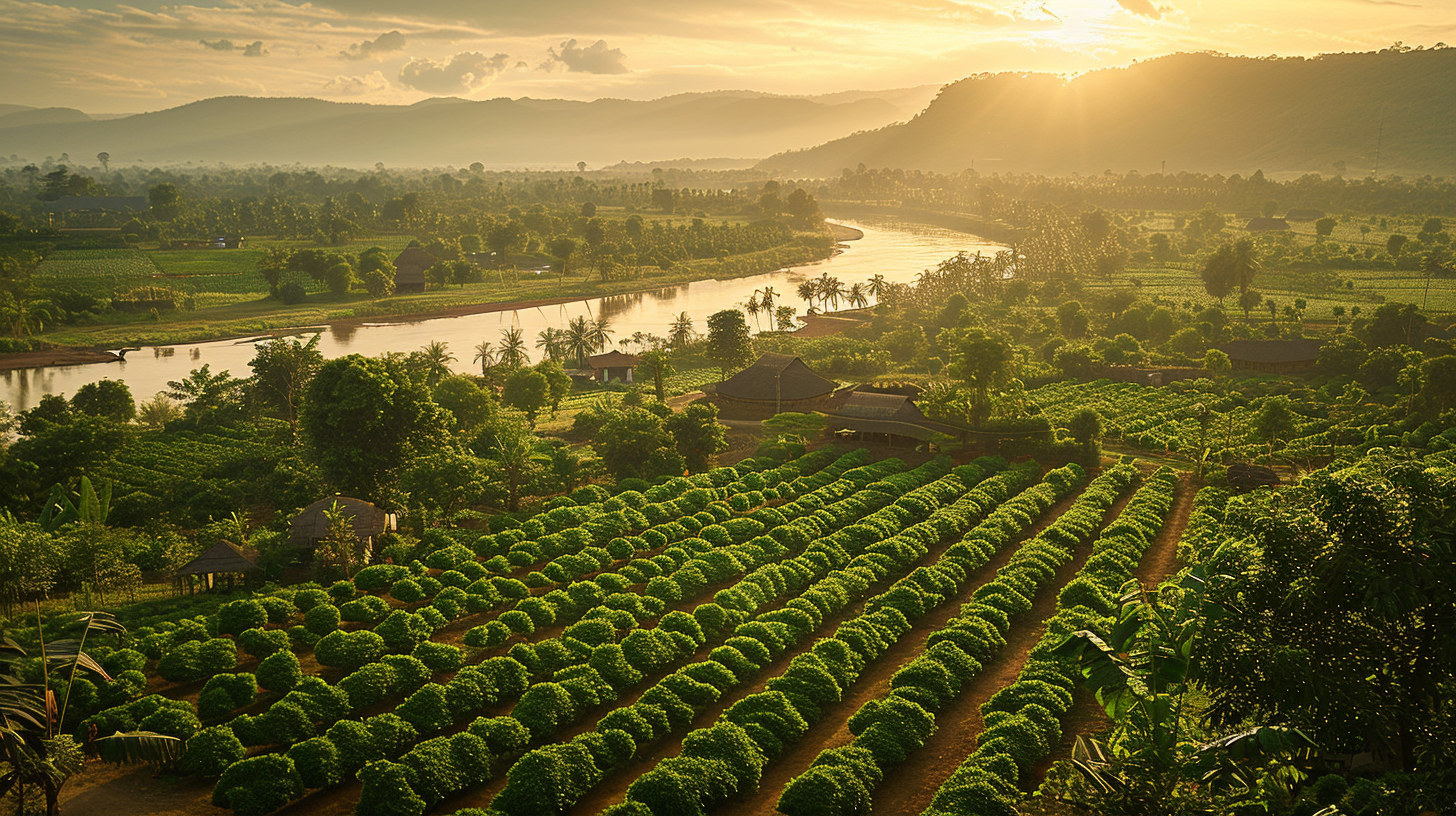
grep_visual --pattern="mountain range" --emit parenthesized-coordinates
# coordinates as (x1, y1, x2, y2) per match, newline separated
(0, 87, 939, 169)
(759, 48, 1456, 178)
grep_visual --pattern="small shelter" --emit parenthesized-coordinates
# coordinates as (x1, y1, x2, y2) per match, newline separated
(1219, 339, 1323, 375)
(1245, 217, 1289, 232)
(393, 245, 436, 294)
(290, 496, 394, 549)
(588, 351, 638, 383)
(824, 392, 965, 446)
(708, 353, 839, 419)
(175, 541, 260, 592)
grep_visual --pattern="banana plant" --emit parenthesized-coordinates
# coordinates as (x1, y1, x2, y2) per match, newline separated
(37, 477, 112, 532)
(0, 611, 180, 815)
(1054, 567, 1317, 813)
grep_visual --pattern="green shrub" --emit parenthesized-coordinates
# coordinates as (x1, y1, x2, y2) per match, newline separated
(341, 595, 391, 623)
(356, 759, 426, 816)
(179, 725, 245, 776)
(354, 564, 407, 591)
(237, 627, 289, 659)
(464, 620, 511, 648)
(325, 719, 381, 774)
(256, 649, 303, 693)
(287, 736, 341, 788)
(304, 604, 342, 636)
(376, 610, 433, 651)
(292, 588, 332, 613)
(412, 641, 462, 674)
(314, 630, 386, 671)
(513, 682, 576, 739)
(396, 684, 453, 735)
(391, 578, 425, 603)
(212, 754, 304, 816)
(217, 600, 268, 637)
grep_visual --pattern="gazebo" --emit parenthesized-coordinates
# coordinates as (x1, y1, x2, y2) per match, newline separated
(290, 496, 394, 549)
(175, 541, 260, 593)
(393, 245, 436, 294)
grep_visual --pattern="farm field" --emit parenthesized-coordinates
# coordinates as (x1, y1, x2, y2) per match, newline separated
(48, 446, 1203, 816)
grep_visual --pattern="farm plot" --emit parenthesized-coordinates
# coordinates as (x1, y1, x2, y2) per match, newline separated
(33, 248, 160, 297)
(63, 449, 990, 816)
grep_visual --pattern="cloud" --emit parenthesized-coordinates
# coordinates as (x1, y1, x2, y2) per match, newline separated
(1115, 0, 1172, 20)
(199, 38, 267, 56)
(398, 51, 511, 92)
(324, 70, 392, 94)
(341, 30, 406, 60)
(545, 39, 628, 74)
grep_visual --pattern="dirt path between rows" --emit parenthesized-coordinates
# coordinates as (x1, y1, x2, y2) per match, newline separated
(861, 486, 1140, 816)
(560, 476, 1084, 816)
(720, 482, 1098, 816)
(1028, 472, 1195, 787)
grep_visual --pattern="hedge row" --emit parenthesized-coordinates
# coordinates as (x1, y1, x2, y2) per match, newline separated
(775, 463, 1142, 816)
(605, 463, 1105, 816)
(920, 467, 1179, 816)
(473, 462, 1012, 816)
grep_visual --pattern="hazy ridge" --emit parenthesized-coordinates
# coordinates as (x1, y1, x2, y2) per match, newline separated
(759, 49, 1456, 178)
(0, 87, 938, 169)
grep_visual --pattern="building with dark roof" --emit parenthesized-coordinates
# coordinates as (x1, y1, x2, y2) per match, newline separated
(1245, 217, 1289, 232)
(588, 351, 638, 383)
(175, 541, 260, 591)
(1219, 339, 1323, 375)
(289, 497, 395, 549)
(393, 246, 436, 294)
(824, 392, 966, 446)
(707, 353, 841, 419)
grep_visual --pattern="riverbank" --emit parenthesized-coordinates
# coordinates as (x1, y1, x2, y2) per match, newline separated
(0, 227, 861, 372)
(821, 201, 1026, 244)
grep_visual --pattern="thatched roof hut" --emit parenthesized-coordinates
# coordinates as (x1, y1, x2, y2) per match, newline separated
(289, 497, 393, 549)
(177, 541, 260, 576)
(715, 353, 836, 402)
(393, 246, 436, 294)
(1220, 339, 1323, 375)
(825, 392, 964, 444)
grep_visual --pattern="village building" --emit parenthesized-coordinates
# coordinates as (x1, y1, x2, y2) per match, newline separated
(823, 391, 966, 447)
(1245, 217, 1289, 232)
(393, 245, 436, 294)
(175, 541, 260, 592)
(707, 353, 842, 420)
(289, 496, 395, 549)
(587, 351, 639, 383)
(1219, 339, 1323, 375)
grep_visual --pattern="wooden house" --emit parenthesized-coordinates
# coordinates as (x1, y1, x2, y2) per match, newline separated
(393, 245, 436, 294)
(824, 392, 965, 446)
(1219, 339, 1323, 375)
(289, 496, 395, 549)
(588, 351, 639, 383)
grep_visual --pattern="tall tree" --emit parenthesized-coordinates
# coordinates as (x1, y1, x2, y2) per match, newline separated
(668, 312, 695, 348)
(70, 379, 134, 423)
(501, 367, 551, 427)
(949, 329, 1015, 428)
(665, 402, 728, 473)
(300, 354, 446, 496)
(636, 349, 675, 402)
(248, 335, 323, 431)
(418, 341, 455, 386)
(705, 309, 753, 380)
(497, 327, 529, 368)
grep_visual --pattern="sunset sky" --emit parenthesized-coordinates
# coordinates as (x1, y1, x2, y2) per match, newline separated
(1, 0, 1451, 112)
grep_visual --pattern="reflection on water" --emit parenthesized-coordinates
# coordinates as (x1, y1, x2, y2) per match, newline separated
(1, 218, 1002, 412)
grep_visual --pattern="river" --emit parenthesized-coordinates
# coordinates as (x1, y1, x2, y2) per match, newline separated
(0, 217, 1002, 412)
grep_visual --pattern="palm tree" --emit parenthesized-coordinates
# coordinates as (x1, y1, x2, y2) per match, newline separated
(472, 341, 495, 375)
(866, 274, 888, 302)
(486, 420, 549, 512)
(757, 286, 777, 316)
(745, 294, 762, 332)
(588, 317, 613, 353)
(796, 280, 817, 313)
(668, 312, 695, 348)
(498, 326, 529, 368)
(818, 273, 845, 311)
(536, 328, 565, 362)
(846, 282, 868, 309)
(419, 341, 455, 385)
(637, 348, 676, 402)
(565, 316, 594, 368)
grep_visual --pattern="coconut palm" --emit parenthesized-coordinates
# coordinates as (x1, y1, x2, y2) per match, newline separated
(846, 282, 869, 309)
(745, 294, 762, 331)
(565, 316, 594, 368)
(498, 326, 529, 368)
(866, 274, 888, 302)
(588, 317, 613, 353)
(536, 328, 566, 362)
(668, 312, 695, 348)
(472, 341, 495, 375)
(758, 285, 777, 314)
(796, 280, 817, 313)
(418, 340, 455, 385)
(818, 273, 845, 311)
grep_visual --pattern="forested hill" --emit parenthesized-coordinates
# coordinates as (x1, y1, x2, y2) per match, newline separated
(0, 88, 934, 168)
(759, 48, 1456, 178)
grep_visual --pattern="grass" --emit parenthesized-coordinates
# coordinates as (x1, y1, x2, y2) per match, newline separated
(31, 236, 828, 348)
